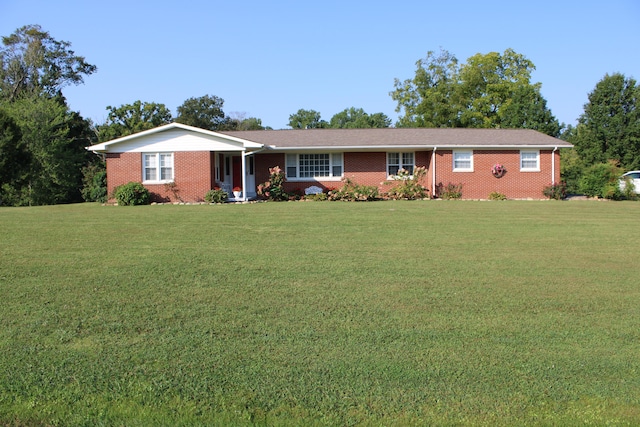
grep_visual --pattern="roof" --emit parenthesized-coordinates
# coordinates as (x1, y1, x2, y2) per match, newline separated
(86, 122, 264, 153)
(221, 128, 573, 151)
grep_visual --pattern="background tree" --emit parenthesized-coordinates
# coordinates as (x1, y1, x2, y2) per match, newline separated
(175, 94, 227, 131)
(391, 48, 560, 134)
(0, 108, 27, 202)
(570, 73, 640, 170)
(222, 112, 267, 131)
(328, 107, 391, 128)
(288, 109, 327, 129)
(0, 24, 97, 101)
(98, 100, 172, 141)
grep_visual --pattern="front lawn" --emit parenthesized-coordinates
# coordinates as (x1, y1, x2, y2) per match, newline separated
(1, 201, 639, 425)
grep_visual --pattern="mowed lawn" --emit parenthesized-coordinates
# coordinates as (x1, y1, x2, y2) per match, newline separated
(1, 200, 639, 426)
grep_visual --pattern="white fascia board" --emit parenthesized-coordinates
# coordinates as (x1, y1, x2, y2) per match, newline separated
(264, 144, 565, 152)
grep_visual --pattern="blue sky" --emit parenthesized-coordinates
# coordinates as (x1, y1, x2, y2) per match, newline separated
(1, 0, 639, 130)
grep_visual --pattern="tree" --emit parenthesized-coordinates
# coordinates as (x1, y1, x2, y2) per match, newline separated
(391, 48, 560, 134)
(288, 109, 327, 129)
(0, 25, 97, 101)
(175, 94, 227, 131)
(1, 95, 92, 205)
(571, 73, 640, 170)
(0, 108, 27, 201)
(222, 112, 267, 131)
(328, 107, 391, 128)
(98, 100, 172, 141)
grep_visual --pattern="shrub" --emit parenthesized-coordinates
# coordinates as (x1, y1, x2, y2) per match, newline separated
(488, 191, 507, 201)
(385, 166, 428, 200)
(305, 192, 328, 201)
(257, 166, 288, 201)
(542, 182, 567, 200)
(438, 182, 463, 200)
(328, 177, 379, 201)
(113, 182, 150, 206)
(579, 162, 624, 199)
(204, 188, 228, 203)
(81, 162, 107, 203)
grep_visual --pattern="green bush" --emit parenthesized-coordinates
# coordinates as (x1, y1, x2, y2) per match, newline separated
(205, 188, 228, 203)
(488, 191, 507, 201)
(328, 177, 379, 201)
(542, 182, 567, 200)
(305, 192, 328, 201)
(579, 162, 624, 199)
(81, 163, 107, 203)
(438, 182, 463, 200)
(385, 166, 429, 200)
(113, 181, 151, 206)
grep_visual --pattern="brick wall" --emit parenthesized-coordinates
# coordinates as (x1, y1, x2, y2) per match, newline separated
(106, 152, 215, 203)
(434, 149, 559, 199)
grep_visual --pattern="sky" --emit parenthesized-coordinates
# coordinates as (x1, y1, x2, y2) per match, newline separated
(1, 0, 639, 130)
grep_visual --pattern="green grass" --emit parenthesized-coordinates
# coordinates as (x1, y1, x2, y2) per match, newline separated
(1, 200, 639, 426)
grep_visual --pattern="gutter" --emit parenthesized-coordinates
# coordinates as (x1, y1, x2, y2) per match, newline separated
(431, 147, 437, 197)
(552, 146, 558, 184)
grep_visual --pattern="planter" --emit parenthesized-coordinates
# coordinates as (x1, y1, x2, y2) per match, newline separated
(233, 191, 242, 199)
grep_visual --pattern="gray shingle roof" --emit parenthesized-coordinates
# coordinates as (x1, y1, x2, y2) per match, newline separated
(221, 128, 572, 151)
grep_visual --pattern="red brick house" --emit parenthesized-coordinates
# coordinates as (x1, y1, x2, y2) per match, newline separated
(87, 123, 573, 202)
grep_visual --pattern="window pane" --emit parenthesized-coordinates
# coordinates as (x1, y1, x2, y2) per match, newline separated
(299, 154, 329, 177)
(388, 165, 400, 175)
(454, 151, 472, 170)
(331, 153, 343, 177)
(286, 154, 297, 178)
(521, 152, 538, 169)
(144, 154, 157, 181)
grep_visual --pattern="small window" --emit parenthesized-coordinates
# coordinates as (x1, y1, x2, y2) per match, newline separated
(520, 150, 540, 171)
(143, 153, 174, 182)
(387, 152, 415, 176)
(453, 150, 473, 172)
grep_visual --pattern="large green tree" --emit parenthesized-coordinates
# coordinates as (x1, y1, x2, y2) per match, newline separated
(175, 94, 227, 131)
(98, 100, 172, 141)
(571, 73, 640, 170)
(391, 48, 560, 135)
(329, 107, 391, 128)
(0, 108, 26, 199)
(0, 24, 97, 101)
(288, 109, 327, 129)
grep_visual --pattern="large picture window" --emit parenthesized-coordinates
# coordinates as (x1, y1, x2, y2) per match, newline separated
(143, 153, 174, 182)
(286, 153, 343, 180)
(520, 150, 540, 171)
(387, 152, 415, 176)
(453, 150, 473, 171)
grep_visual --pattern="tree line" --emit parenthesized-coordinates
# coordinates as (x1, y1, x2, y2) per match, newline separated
(1, 25, 638, 206)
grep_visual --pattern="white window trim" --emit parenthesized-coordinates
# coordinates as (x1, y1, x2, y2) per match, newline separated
(143, 152, 174, 183)
(520, 150, 540, 172)
(453, 150, 474, 172)
(387, 152, 416, 178)
(285, 152, 343, 182)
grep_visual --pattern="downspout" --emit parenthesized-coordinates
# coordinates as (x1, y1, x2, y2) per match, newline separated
(552, 146, 558, 185)
(431, 147, 437, 197)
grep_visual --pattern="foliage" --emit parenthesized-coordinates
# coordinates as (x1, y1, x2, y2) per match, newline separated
(98, 100, 172, 141)
(0, 108, 26, 199)
(288, 108, 327, 129)
(80, 162, 107, 202)
(542, 182, 567, 200)
(571, 73, 640, 170)
(223, 112, 267, 131)
(2, 202, 640, 425)
(391, 48, 560, 135)
(113, 181, 150, 205)
(175, 94, 227, 131)
(488, 191, 507, 200)
(329, 107, 391, 128)
(328, 177, 379, 201)
(578, 161, 624, 199)
(437, 182, 463, 199)
(204, 188, 228, 203)
(257, 166, 288, 201)
(385, 166, 428, 199)
(304, 191, 328, 201)
(1, 95, 92, 205)
(560, 147, 584, 194)
(0, 25, 96, 101)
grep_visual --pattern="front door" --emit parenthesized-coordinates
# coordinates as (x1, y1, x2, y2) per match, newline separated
(232, 156, 242, 190)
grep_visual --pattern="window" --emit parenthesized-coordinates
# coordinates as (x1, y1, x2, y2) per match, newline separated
(285, 153, 343, 180)
(143, 153, 174, 182)
(387, 152, 415, 176)
(453, 150, 473, 171)
(520, 150, 540, 171)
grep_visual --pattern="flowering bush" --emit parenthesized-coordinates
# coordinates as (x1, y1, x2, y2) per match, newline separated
(491, 163, 506, 177)
(385, 166, 428, 200)
(328, 177, 379, 201)
(542, 182, 567, 200)
(257, 166, 288, 201)
(437, 182, 463, 199)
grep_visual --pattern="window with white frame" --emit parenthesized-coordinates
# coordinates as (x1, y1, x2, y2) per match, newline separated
(285, 153, 343, 179)
(453, 150, 473, 171)
(387, 152, 415, 176)
(520, 150, 540, 171)
(143, 153, 174, 182)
